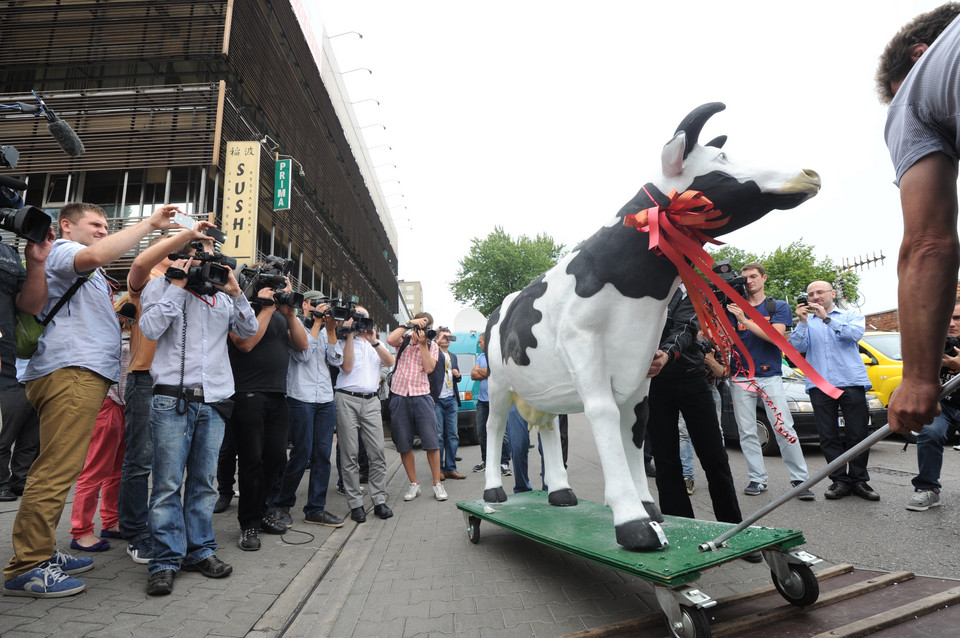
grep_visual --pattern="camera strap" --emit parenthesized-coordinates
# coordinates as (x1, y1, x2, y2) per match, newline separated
(39, 272, 92, 326)
(174, 304, 189, 415)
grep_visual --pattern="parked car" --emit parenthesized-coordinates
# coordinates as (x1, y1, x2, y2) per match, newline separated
(719, 364, 887, 456)
(858, 331, 902, 407)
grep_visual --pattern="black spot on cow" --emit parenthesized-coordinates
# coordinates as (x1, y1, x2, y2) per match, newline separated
(566, 184, 678, 301)
(687, 171, 809, 237)
(498, 275, 547, 366)
(631, 397, 649, 449)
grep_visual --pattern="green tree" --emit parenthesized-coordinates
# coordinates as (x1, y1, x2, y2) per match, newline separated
(451, 227, 565, 317)
(708, 240, 859, 308)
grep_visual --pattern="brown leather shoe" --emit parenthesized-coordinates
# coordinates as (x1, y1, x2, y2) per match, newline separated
(443, 471, 467, 480)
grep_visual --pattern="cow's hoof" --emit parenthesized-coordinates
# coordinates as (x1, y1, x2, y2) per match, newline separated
(615, 520, 669, 551)
(548, 488, 578, 507)
(483, 487, 508, 503)
(643, 500, 664, 523)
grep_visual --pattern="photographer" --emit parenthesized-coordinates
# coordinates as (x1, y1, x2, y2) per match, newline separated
(139, 238, 257, 596)
(646, 287, 744, 531)
(904, 298, 960, 512)
(119, 224, 218, 565)
(789, 281, 877, 502)
(5, 202, 180, 599)
(270, 292, 344, 528)
(228, 266, 308, 551)
(0, 219, 54, 503)
(386, 313, 445, 502)
(335, 305, 394, 523)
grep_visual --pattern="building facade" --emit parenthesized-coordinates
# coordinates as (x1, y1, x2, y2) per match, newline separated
(0, 0, 399, 328)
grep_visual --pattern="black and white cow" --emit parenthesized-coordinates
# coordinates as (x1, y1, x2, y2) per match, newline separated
(482, 102, 821, 552)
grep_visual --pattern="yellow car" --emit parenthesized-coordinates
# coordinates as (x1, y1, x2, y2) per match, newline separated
(859, 332, 902, 407)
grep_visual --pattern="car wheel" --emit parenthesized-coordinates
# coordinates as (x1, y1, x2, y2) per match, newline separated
(757, 412, 778, 457)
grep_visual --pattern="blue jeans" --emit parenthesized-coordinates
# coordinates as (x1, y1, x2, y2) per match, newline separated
(119, 371, 154, 548)
(730, 376, 808, 484)
(678, 415, 694, 478)
(506, 405, 546, 493)
(434, 396, 460, 473)
(476, 401, 510, 466)
(913, 403, 959, 492)
(148, 396, 225, 573)
(275, 398, 336, 518)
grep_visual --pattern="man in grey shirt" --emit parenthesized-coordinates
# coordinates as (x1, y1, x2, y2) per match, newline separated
(878, 3, 960, 434)
(138, 239, 257, 596)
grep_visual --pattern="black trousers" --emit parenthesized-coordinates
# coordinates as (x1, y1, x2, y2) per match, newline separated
(809, 386, 870, 485)
(232, 391, 290, 529)
(648, 373, 742, 524)
(0, 384, 39, 492)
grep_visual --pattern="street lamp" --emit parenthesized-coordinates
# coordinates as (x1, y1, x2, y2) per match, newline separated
(359, 123, 386, 131)
(349, 98, 380, 106)
(341, 67, 372, 75)
(328, 31, 363, 39)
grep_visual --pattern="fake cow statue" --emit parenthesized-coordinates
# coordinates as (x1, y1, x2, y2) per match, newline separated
(482, 102, 820, 551)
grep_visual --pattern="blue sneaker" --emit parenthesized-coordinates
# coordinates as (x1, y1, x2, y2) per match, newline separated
(45, 549, 94, 575)
(3, 564, 86, 598)
(743, 481, 767, 496)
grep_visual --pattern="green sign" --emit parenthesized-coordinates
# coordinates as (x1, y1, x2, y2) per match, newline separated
(274, 158, 292, 210)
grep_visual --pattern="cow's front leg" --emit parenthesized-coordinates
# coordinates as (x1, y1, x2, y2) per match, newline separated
(540, 418, 576, 506)
(585, 395, 667, 551)
(623, 395, 663, 523)
(482, 393, 510, 503)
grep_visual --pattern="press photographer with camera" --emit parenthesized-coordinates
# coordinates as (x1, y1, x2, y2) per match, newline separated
(4, 202, 182, 599)
(335, 304, 394, 523)
(227, 259, 308, 552)
(137, 236, 257, 596)
(119, 223, 221, 566)
(0, 205, 54, 504)
(789, 281, 878, 502)
(387, 313, 446, 502)
(903, 298, 960, 513)
(269, 293, 345, 529)
(646, 286, 744, 530)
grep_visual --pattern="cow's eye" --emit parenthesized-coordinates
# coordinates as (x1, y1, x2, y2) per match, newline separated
(718, 152, 728, 161)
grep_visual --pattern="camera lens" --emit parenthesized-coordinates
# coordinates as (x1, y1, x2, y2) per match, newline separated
(0, 205, 51, 243)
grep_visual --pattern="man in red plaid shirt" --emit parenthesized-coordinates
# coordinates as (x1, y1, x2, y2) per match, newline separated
(386, 313, 446, 502)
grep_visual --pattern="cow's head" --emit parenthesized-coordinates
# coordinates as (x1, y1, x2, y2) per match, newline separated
(657, 102, 821, 236)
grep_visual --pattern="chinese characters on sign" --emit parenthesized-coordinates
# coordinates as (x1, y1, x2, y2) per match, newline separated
(221, 141, 259, 264)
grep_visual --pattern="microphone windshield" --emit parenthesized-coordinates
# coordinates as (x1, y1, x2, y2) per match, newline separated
(0, 175, 28, 191)
(46, 117, 85, 158)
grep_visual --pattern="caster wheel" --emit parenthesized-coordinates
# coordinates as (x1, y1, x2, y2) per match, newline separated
(665, 605, 711, 638)
(772, 563, 819, 606)
(467, 515, 480, 544)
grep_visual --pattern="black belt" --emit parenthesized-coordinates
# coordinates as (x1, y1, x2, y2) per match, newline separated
(131, 370, 151, 376)
(154, 384, 205, 402)
(336, 389, 376, 400)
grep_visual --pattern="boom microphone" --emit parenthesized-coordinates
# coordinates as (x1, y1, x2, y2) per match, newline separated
(44, 109, 85, 158)
(0, 175, 28, 191)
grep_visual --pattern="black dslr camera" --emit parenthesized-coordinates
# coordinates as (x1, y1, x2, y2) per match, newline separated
(166, 240, 238, 295)
(945, 336, 960, 356)
(709, 260, 747, 306)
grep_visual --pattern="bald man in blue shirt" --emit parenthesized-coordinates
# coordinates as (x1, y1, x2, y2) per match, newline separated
(789, 281, 878, 502)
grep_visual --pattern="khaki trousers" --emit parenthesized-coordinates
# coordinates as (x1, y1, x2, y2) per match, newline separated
(4, 367, 110, 579)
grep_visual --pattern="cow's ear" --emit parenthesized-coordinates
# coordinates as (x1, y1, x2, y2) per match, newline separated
(662, 132, 685, 177)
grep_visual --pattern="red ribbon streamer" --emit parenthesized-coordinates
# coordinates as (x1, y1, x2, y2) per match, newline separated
(627, 188, 843, 400)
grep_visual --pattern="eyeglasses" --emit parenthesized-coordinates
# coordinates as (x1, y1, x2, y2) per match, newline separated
(808, 289, 833, 296)
(437, 326, 450, 333)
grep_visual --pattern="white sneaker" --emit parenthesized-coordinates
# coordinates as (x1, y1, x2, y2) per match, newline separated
(433, 483, 448, 501)
(954, 445, 960, 451)
(403, 483, 421, 501)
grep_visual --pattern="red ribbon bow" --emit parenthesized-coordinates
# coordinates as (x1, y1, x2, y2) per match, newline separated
(625, 188, 842, 400)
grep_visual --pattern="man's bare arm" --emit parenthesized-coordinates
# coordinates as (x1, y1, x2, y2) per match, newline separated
(889, 152, 960, 433)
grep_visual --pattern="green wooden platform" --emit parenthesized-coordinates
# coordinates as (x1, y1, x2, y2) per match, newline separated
(457, 491, 807, 587)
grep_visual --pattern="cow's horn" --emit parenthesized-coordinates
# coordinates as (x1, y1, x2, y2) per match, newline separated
(675, 102, 726, 159)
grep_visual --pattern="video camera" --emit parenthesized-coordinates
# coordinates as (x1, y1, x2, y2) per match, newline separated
(165, 240, 238, 295)
(310, 295, 358, 322)
(1, 141, 53, 243)
(236, 255, 303, 307)
(709, 260, 747, 306)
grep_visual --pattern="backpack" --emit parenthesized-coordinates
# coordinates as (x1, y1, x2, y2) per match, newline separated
(15, 274, 90, 359)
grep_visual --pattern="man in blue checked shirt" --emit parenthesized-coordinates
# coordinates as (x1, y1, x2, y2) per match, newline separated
(789, 281, 879, 503)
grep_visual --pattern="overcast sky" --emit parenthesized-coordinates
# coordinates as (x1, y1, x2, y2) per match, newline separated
(310, 1, 949, 329)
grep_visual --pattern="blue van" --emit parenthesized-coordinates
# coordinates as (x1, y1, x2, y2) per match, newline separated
(447, 330, 482, 445)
